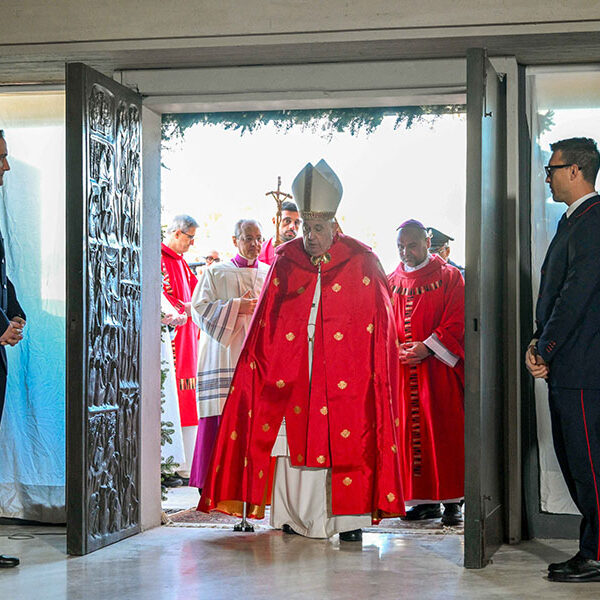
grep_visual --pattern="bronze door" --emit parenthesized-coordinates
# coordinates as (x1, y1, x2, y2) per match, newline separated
(66, 62, 143, 555)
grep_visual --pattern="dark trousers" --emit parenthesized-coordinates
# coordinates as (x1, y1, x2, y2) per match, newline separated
(549, 387, 600, 560)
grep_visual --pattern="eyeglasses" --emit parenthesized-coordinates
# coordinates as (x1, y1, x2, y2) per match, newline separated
(544, 164, 577, 177)
(180, 231, 195, 240)
(205, 256, 221, 263)
(238, 236, 264, 244)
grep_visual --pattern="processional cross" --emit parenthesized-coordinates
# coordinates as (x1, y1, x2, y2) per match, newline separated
(266, 176, 293, 247)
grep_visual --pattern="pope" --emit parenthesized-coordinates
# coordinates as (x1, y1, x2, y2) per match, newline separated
(198, 160, 404, 542)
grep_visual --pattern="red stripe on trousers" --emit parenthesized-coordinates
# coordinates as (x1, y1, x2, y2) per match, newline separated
(580, 389, 600, 561)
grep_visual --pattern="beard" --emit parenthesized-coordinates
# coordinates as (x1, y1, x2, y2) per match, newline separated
(282, 230, 297, 241)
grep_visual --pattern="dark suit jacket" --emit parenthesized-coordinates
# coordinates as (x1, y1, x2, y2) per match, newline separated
(0, 231, 26, 375)
(534, 194, 600, 388)
(447, 258, 465, 278)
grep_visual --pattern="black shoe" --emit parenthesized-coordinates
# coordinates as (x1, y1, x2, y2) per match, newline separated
(548, 551, 581, 573)
(0, 555, 19, 568)
(401, 504, 442, 521)
(282, 524, 299, 535)
(162, 475, 183, 488)
(339, 529, 362, 542)
(548, 553, 600, 582)
(441, 502, 463, 526)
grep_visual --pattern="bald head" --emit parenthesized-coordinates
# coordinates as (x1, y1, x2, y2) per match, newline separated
(397, 225, 430, 267)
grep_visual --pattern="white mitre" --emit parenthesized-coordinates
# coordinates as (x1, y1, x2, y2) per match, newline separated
(291, 159, 343, 220)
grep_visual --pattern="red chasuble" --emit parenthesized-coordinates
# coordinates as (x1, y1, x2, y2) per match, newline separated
(161, 243, 199, 427)
(198, 235, 405, 520)
(388, 254, 465, 501)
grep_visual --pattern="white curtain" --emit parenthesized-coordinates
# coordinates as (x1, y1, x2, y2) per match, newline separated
(527, 69, 600, 514)
(0, 92, 66, 522)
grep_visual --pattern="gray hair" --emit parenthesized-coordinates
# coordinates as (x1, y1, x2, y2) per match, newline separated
(166, 214, 199, 233)
(234, 219, 262, 238)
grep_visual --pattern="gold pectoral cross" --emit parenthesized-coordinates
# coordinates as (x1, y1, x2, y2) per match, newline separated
(310, 253, 331, 267)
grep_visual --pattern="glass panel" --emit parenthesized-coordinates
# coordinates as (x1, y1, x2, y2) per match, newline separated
(528, 70, 600, 515)
(0, 92, 66, 522)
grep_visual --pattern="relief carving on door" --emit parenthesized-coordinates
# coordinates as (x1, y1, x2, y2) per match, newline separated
(86, 83, 141, 540)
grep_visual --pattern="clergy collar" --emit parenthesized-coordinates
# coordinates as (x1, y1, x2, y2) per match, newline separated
(231, 254, 258, 268)
(161, 242, 184, 260)
(403, 254, 431, 272)
(566, 191, 598, 218)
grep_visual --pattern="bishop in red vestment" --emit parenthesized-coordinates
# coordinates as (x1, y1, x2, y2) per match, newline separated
(161, 216, 201, 479)
(199, 161, 404, 541)
(388, 219, 465, 526)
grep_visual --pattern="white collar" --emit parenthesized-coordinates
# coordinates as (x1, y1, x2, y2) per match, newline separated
(566, 191, 598, 218)
(403, 255, 431, 272)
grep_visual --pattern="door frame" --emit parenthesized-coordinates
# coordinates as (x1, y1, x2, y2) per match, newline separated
(2, 49, 589, 564)
(122, 56, 525, 563)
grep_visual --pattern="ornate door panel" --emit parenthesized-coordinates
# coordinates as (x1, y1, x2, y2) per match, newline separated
(66, 63, 143, 555)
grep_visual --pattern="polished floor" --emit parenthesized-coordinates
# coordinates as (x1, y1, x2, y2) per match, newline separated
(0, 519, 599, 600)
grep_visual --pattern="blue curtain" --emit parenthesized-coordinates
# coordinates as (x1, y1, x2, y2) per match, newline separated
(0, 93, 66, 522)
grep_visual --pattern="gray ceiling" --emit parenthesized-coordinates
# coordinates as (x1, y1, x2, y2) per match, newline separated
(1, 30, 600, 85)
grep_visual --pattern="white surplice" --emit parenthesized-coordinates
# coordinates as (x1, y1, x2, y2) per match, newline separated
(160, 295, 186, 466)
(270, 267, 371, 538)
(191, 260, 270, 418)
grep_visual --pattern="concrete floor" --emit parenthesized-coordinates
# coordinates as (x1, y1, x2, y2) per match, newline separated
(0, 520, 599, 599)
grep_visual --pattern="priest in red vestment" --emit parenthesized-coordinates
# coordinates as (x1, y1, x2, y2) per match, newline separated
(258, 200, 301, 265)
(388, 219, 465, 526)
(161, 214, 200, 480)
(199, 160, 404, 542)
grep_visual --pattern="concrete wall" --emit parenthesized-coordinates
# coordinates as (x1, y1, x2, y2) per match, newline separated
(140, 106, 162, 531)
(4, 1, 600, 43)
(2, 1, 600, 84)
(120, 59, 467, 112)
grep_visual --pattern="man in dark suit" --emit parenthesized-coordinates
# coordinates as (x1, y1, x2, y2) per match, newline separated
(526, 137, 600, 583)
(0, 130, 26, 569)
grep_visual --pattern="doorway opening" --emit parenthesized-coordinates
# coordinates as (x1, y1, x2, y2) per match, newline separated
(158, 105, 468, 536)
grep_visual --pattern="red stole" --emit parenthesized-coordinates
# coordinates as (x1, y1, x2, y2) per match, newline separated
(198, 235, 405, 520)
(161, 243, 199, 427)
(388, 254, 465, 500)
(258, 237, 275, 265)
